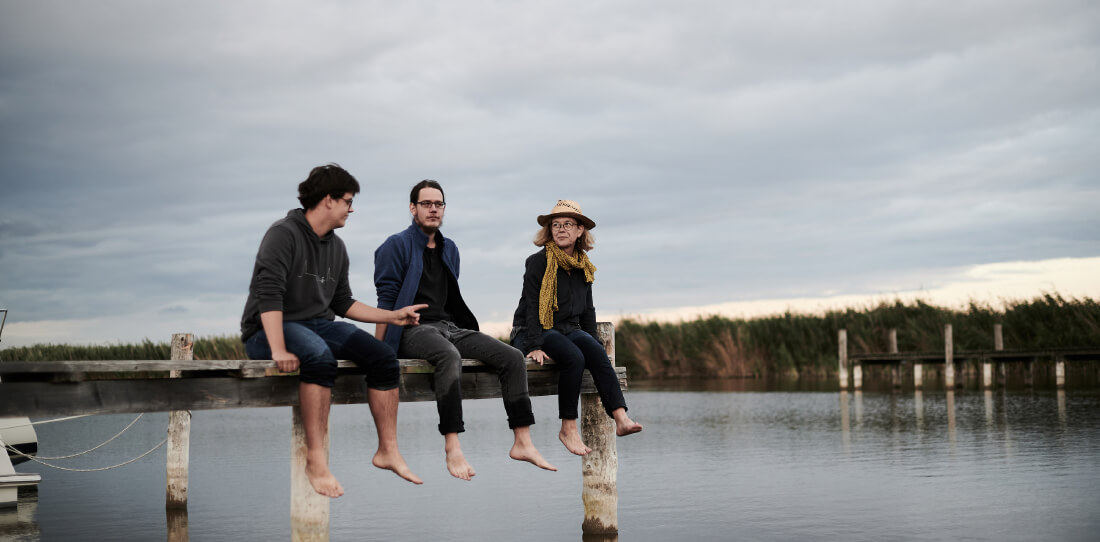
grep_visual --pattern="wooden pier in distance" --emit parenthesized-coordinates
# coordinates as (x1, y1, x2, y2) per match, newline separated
(0, 322, 627, 540)
(838, 324, 1100, 390)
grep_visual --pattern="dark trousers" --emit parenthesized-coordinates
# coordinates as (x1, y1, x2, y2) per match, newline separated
(512, 328, 626, 419)
(399, 321, 535, 435)
(244, 318, 399, 390)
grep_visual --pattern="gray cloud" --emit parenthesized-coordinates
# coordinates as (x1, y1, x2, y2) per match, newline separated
(1, 0, 1098, 345)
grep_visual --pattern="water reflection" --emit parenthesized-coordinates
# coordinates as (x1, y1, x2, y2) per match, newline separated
(166, 508, 188, 542)
(946, 390, 956, 452)
(839, 391, 850, 455)
(1058, 389, 1066, 427)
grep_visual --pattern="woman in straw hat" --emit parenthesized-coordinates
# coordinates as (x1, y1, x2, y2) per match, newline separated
(510, 200, 642, 456)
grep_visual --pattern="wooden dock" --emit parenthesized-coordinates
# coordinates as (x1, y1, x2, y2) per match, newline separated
(839, 324, 1100, 390)
(0, 322, 627, 539)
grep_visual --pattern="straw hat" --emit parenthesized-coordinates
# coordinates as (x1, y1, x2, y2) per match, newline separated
(537, 199, 595, 229)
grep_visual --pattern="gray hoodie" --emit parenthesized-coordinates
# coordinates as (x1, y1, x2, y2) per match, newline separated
(240, 209, 356, 341)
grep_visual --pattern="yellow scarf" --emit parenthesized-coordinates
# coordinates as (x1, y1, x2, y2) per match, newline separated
(538, 243, 596, 329)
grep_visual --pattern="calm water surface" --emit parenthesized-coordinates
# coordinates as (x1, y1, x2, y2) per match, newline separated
(5, 379, 1100, 541)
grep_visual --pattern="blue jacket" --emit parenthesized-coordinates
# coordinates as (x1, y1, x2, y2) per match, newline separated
(374, 223, 478, 351)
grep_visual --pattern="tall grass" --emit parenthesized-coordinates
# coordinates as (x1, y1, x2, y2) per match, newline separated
(0, 335, 246, 362)
(4, 295, 1098, 378)
(616, 294, 1100, 379)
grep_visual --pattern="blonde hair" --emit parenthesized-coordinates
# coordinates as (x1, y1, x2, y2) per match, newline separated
(533, 223, 594, 252)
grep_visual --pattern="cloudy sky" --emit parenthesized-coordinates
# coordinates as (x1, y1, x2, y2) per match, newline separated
(2, 1, 1098, 349)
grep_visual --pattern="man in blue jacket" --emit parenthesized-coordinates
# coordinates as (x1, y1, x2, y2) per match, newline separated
(241, 164, 425, 497)
(374, 180, 556, 481)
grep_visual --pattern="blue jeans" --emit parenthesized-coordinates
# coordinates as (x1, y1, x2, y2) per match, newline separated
(399, 321, 535, 434)
(512, 328, 626, 420)
(244, 319, 399, 390)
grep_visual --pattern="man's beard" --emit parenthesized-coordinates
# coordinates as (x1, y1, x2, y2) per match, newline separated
(414, 215, 442, 233)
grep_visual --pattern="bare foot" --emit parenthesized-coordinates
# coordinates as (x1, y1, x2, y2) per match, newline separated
(613, 409, 643, 437)
(559, 428, 591, 456)
(446, 447, 476, 481)
(616, 418, 643, 437)
(373, 450, 423, 485)
(305, 453, 344, 498)
(510, 443, 558, 471)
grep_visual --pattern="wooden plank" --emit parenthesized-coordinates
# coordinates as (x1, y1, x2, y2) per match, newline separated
(0, 358, 562, 377)
(0, 368, 626, 418)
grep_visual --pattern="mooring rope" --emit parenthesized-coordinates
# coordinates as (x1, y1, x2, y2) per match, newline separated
(5, 437, 169, 472)
(2, 411, 191, 472)
(27, 414, 147, 460)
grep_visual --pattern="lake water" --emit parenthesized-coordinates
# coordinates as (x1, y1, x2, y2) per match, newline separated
(5, 378, 1100, 541)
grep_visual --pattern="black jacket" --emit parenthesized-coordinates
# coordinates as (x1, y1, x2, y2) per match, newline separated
(510, 248, 598, 354)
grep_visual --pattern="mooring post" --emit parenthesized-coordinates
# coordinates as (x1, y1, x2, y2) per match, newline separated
(993, 324, 1006, 387)
(1055, 355, 1066, 389)
(889, 329, 901, 389)
(944, 324, 955, 389)
(291, 405, 329, 541)
(838, 330, 849, 390)
(581, 322, 619, 534)
(166, 333, 193, 510)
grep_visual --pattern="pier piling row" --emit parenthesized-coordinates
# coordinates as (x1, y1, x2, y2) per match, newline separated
(837, 325, 1100, 390)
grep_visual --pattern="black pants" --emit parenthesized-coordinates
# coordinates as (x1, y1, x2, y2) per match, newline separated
(512, 328, 626, 419)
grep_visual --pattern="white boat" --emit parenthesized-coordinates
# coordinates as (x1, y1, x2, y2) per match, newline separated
(1, 417, 41, 508)
(0, 418, 37, 466)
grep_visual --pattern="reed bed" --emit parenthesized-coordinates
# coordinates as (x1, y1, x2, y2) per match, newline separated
(616, 294, 1100, 379)
(3, 295, 1098, 380)
(0, 335, 246, 362)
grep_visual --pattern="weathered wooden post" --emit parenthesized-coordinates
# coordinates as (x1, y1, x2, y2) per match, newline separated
(944, 324, 955, 389)
(1055, 355, 1066, 388)
(994, 324, 1006, 387)
(166, 333, 193, 510)
(837, 330, 848, 390)
(889, 329, 901, 389)
(291, 406, 329, 542)
(581, 322, 619, 534)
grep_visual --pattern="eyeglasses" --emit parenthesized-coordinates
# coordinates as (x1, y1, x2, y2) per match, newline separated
(416, 200, 446, 209)
(339, 197, 354, 207)
(550, 221, 577, 231)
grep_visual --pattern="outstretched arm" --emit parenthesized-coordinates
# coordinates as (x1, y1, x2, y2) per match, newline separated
(345, 301, 427, 327)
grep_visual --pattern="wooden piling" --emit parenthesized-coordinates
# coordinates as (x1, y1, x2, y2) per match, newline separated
(166, 333, 193, 510)
(581, 322, 619, 535)
(889, 330, 901, 389)
(838, 330, 848, 390)
(994, 324, 1006, 387)
(944, 325, 955, 388)
(291, 405, 329, 542)
(1056, 356, 1066, 388)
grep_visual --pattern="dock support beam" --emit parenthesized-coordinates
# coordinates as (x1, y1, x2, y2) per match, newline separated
(581, 322, 619, 534)
(838, 330, 849, 390)
(944, 325, 956, 389)
(889, 330, 901, 389)
(166, 334, 193, 510)
(1056, 356, 1066, 389)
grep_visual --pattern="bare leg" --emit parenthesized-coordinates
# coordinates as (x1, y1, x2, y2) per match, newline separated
(509, 426, 557, 471)
(443, 432, 476, 480)
(558, 418, 591, 456)
(612, 407, 643, 436)
(367, 387, 423, 484)
(299, 382, 344, 497)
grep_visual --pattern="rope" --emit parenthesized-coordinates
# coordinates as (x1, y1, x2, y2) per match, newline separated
(2, 411, 191, 472)
(5, 437, 169, 472)
(29, 414, 147, 460)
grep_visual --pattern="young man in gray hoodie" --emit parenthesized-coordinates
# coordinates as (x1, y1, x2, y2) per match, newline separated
(241, 164, 425, 497)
